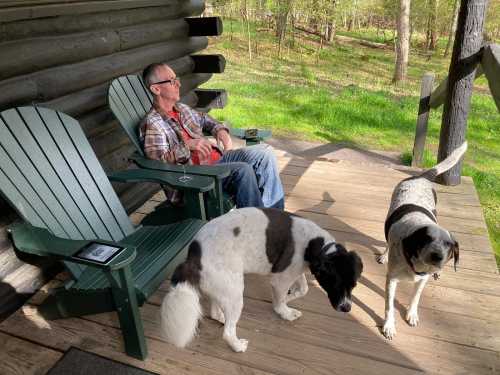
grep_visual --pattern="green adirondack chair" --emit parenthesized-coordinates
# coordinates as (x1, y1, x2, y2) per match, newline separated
(107, 74, 272, 223)
(0, 106, 216, 360)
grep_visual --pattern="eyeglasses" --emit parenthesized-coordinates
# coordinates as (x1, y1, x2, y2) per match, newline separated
(151, 78, 180, 86)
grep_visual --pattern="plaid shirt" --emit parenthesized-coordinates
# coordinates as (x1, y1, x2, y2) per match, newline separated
(139, 103, 228, 165)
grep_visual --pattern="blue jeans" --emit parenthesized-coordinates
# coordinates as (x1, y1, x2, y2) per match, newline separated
(217, 144, 284, 209)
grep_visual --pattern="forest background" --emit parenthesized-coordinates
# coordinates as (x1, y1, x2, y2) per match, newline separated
(201, 0, 499, 264)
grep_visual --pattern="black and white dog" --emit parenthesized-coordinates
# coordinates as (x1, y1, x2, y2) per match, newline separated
(377, 142, 467, 339)
(160, 208, 363, 352)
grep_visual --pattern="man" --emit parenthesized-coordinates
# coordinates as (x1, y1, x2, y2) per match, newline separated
(139, 62, 284, 209)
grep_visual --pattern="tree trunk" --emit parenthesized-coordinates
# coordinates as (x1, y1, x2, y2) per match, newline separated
(437, 0, 489, 185)
(326, 0, 337, 42)
(350, 0, 358, 31)
(326, 20, 337, 41)
(430, 0, 439, 50)
(246, 13, 252, 60)
(275, 0, 291, 40)
(309, 0, 319, 32)
(444, 0, 460, 57)
(393, 0, 411, 82)
(316, 25, 324, 63)
(229, 3, 234, 41)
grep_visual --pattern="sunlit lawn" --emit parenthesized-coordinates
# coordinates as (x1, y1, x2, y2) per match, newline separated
(202, 19, 500, 264)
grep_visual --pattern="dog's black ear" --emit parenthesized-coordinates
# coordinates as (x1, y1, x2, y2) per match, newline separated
(349, 251, 364, 280)
(449, 234, 459, 271)
(402, 226, 433, 258)
(304, 237, 326, 269)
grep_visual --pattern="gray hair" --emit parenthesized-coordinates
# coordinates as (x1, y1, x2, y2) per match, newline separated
(142, 62, 168, 91)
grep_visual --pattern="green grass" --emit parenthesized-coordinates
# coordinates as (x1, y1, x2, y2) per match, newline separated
(336, 28, 393, 45)
(203, 19, 500, 265)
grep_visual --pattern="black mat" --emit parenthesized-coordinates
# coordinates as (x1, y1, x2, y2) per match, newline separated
(47, 347, 158, 375)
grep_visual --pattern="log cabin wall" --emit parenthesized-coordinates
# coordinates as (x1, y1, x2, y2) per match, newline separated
(0, 0, 220, 320)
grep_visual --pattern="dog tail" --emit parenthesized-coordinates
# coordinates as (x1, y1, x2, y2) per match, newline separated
(160, 281, 201, 348)
(160, 241, 203, 348)
(420, 141, 468, 181)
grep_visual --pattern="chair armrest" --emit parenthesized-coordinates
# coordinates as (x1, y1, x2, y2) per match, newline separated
(107, 168, 215, 193)
(8, 223, 136, 271)
(129, 153, 230, 179)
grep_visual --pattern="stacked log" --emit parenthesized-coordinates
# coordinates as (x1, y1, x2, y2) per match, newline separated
(0, 0, 222, 320)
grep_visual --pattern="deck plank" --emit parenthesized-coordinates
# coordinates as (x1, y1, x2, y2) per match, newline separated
(147, 283, 499, 374)
(0, 149, 498, 375)
(86, 304, 424, 375)
(0, 307, 272, 375)
(149, 278, 500, 353)
(0, 331, 62, 375)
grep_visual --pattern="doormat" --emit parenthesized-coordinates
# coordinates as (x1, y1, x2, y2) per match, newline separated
(47, 347, 158, 375)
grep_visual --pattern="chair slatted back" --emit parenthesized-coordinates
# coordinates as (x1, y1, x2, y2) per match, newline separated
(108, 75, 153, 155)
(0, 107, 136, 277)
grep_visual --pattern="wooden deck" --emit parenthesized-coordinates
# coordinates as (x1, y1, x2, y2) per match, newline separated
(1, 149, 499, 374)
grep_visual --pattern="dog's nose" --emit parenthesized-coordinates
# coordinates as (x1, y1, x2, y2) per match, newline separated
(338, 303, 351, 313)
(430, 252, 444, 263)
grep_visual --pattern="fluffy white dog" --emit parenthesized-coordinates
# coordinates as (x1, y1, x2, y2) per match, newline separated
(160, 207, 363, 352)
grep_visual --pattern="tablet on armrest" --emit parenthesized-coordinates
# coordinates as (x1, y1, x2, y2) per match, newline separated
(73, 242, 124, 265)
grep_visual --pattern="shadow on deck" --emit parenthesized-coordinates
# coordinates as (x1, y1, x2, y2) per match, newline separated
(0, 144, 498, 375)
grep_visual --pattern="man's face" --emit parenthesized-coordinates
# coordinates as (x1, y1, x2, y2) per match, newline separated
(150, 65, 181, 103)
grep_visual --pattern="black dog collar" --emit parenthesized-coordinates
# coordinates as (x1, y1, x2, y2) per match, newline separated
(385, 204, 437, 276)
(385, 204, 437, 241)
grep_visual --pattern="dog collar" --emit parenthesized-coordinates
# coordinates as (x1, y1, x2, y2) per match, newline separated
(385, 204, 437, 241)
(322, 241, 337, 255)
(386, 204, 438, 277)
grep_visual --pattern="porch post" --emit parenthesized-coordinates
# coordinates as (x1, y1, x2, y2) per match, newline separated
(436, 0, 489, 185)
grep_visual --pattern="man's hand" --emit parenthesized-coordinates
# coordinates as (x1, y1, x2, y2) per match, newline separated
(186, 138, 213, 158)
(216, 129, 233, 152)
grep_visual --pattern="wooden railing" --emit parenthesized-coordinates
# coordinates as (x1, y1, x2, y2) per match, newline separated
(412, 43, 499, 167)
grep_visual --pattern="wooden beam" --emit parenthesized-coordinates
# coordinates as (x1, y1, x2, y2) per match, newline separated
(481, 43, 500, 112)
(185, 17, 223, 37)
(0, 20, 194, 81)
(191, 54, 226, 73)
(0, 0, 204, 23)
(412, 73, 435, 167)
(0, 3, 203, 43)
(0, 30, 120, 81)
(194, 89, 227, 112)
(0, 37, 208, 111)
(118, 19, 188, 51)
(180, 91, 199, 108)
(42, 83, 109, 118)
(39, 56, 196, 117)
(437, 0, 489, 186)
(179, 73, 213, 96)
(429, 64, 483, 108)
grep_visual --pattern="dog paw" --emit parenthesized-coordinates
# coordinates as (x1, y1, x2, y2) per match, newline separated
(382, 322, 396, 340)
(279, 307, 303, 321)
(376, 253, 388, 264)
(230, 338, 248, 353)
(406, 310, 419, 327)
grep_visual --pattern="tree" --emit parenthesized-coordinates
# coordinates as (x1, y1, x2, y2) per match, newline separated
(444, 0, 460, 57)
(425, 0, 439, 50)
(393, 0, 411, 82)
(437, 0, 489, 185)
(325, 0, 338, 42)
(241, 0, 253, 60)
(275, 0, 294, 57)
